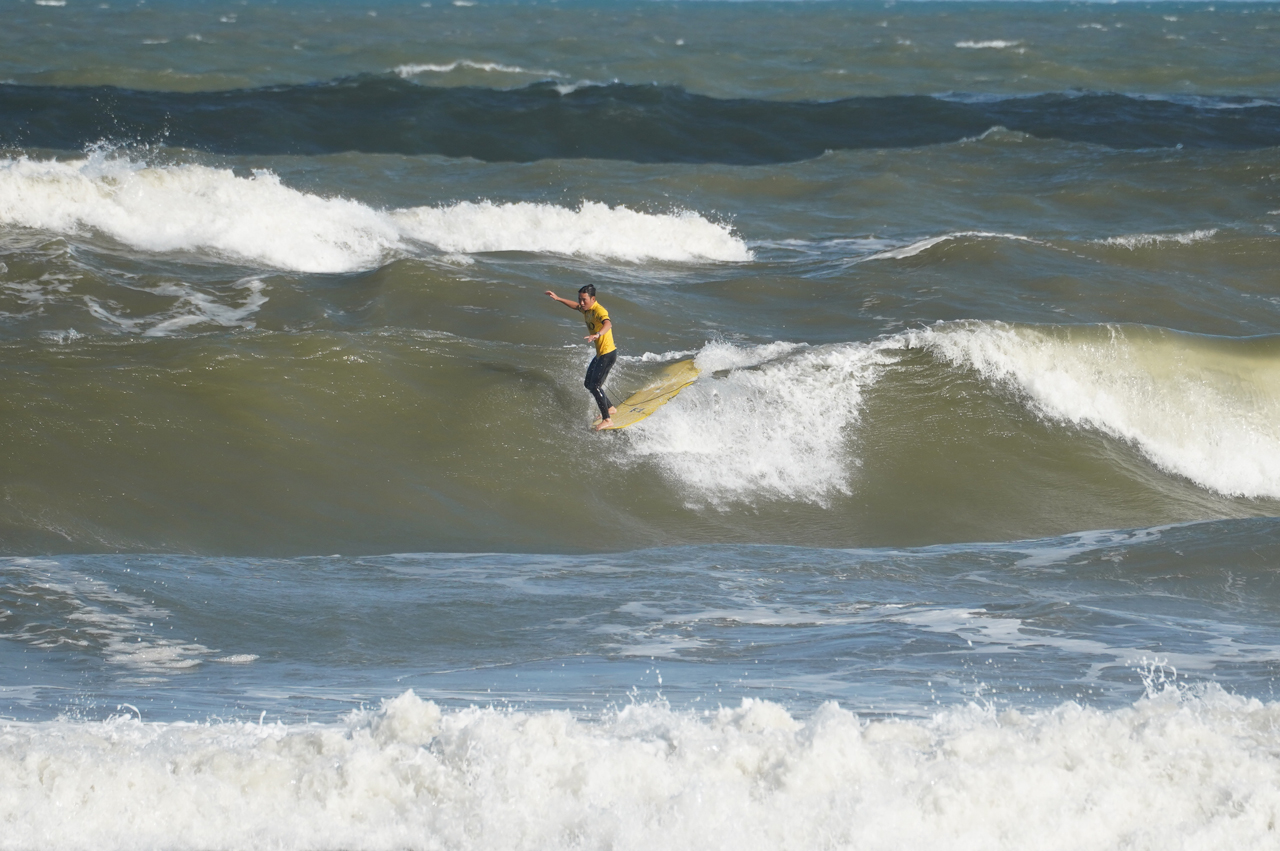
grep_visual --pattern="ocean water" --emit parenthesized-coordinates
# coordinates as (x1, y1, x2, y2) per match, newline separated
(3, 0, 1280, 847)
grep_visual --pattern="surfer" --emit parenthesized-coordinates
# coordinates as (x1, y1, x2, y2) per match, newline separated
(545, 284, 617, 430)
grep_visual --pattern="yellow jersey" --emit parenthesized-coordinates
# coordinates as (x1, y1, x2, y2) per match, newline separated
(583, 301, 616, 356)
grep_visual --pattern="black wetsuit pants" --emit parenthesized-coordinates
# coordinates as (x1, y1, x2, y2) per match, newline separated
(585, 351, 617, 420)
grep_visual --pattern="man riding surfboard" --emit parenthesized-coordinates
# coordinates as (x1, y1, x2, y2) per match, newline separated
(545, 284, 617, 430)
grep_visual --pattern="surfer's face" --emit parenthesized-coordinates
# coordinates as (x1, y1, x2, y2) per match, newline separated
(578, 293, 595, 310)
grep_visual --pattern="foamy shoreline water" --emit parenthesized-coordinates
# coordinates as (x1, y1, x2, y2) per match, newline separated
(4, 686, 1279, 851)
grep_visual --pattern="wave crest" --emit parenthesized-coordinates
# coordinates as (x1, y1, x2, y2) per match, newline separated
(906, 321, 1280, 499)
(393, 201, 753, 263)
(0, 155, 751, 272)
(394, 59, 563, 79)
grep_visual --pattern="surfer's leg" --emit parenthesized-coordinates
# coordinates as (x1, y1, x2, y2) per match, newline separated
(584, 351, 617, 420)
(584, 356, 609, 419)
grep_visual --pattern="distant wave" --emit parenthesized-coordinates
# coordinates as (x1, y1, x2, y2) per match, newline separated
(0, 154, 751, 273)
(4, 687, 1279, 850)
(866, 231, 1040, 261)
(1096, 229, 1218, 250)
(2, 77, 1278, 164)
(816, 228, 1215, 265)
(393, 59, 563, 79)
(955, 40, 1024, 50)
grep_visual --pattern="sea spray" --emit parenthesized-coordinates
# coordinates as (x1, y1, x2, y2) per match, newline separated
(622, 341, 894, 506)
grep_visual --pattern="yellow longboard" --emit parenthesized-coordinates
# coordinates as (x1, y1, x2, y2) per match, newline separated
(598, 359, 699, 430)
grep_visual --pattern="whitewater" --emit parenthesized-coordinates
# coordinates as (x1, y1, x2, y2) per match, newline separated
(0, 155, 752, 272)
(5, 685, 1280, 851)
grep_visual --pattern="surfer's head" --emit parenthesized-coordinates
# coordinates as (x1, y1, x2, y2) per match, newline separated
(577, 284, 597, 310)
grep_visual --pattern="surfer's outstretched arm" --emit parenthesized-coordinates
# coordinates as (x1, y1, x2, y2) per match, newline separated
(545, 290, 581, 310)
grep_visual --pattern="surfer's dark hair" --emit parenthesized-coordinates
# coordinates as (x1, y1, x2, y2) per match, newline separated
(578, 284, 597, 298)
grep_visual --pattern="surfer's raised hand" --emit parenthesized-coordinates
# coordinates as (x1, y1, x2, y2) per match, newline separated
(545, 290, 580, 310)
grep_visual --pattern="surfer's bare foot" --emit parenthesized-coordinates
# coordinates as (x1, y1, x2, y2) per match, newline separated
(608, 406, 617, 415)
(595, 418, 614, 431)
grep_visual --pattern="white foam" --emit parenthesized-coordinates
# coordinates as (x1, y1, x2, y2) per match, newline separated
(1129, 94, 1279, 110)
(894, 607, 1124, 661)
(3, 273, 75, 305)
(904, 321, 1280, 498)
(625, 349, 699, 364)
(0, 155, 751, 272)
(955, 40, 1023, 49)
(142, 278, 267, 336)
(622, 340, 896, 506)
(960, 126, 1033, 144)
(3, 688, 1280, 850)
(0, 557, 212, 676)
(1098, 229, 1218, 250)
(83, 277, 267, 337)
(888, 607, 1229, 683)
(394, 59, 563, 79)
(751, 236, 901, 263)
(393, 201, 752, 263)
(552, 79, 612, 96)
(40, 328, 83, 344)
(0, 156, 399, 273)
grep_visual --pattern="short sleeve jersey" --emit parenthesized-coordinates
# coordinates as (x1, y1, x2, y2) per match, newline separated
(583, 301, 616, 356)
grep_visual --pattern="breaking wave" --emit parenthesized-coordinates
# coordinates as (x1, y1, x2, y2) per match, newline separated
(906, 321, 1280, 499)
(0, 154, 751, 273)
(619, 323, 1280, 505)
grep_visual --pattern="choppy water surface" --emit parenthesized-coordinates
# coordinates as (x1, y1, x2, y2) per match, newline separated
(3, 1, 1280, 848)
